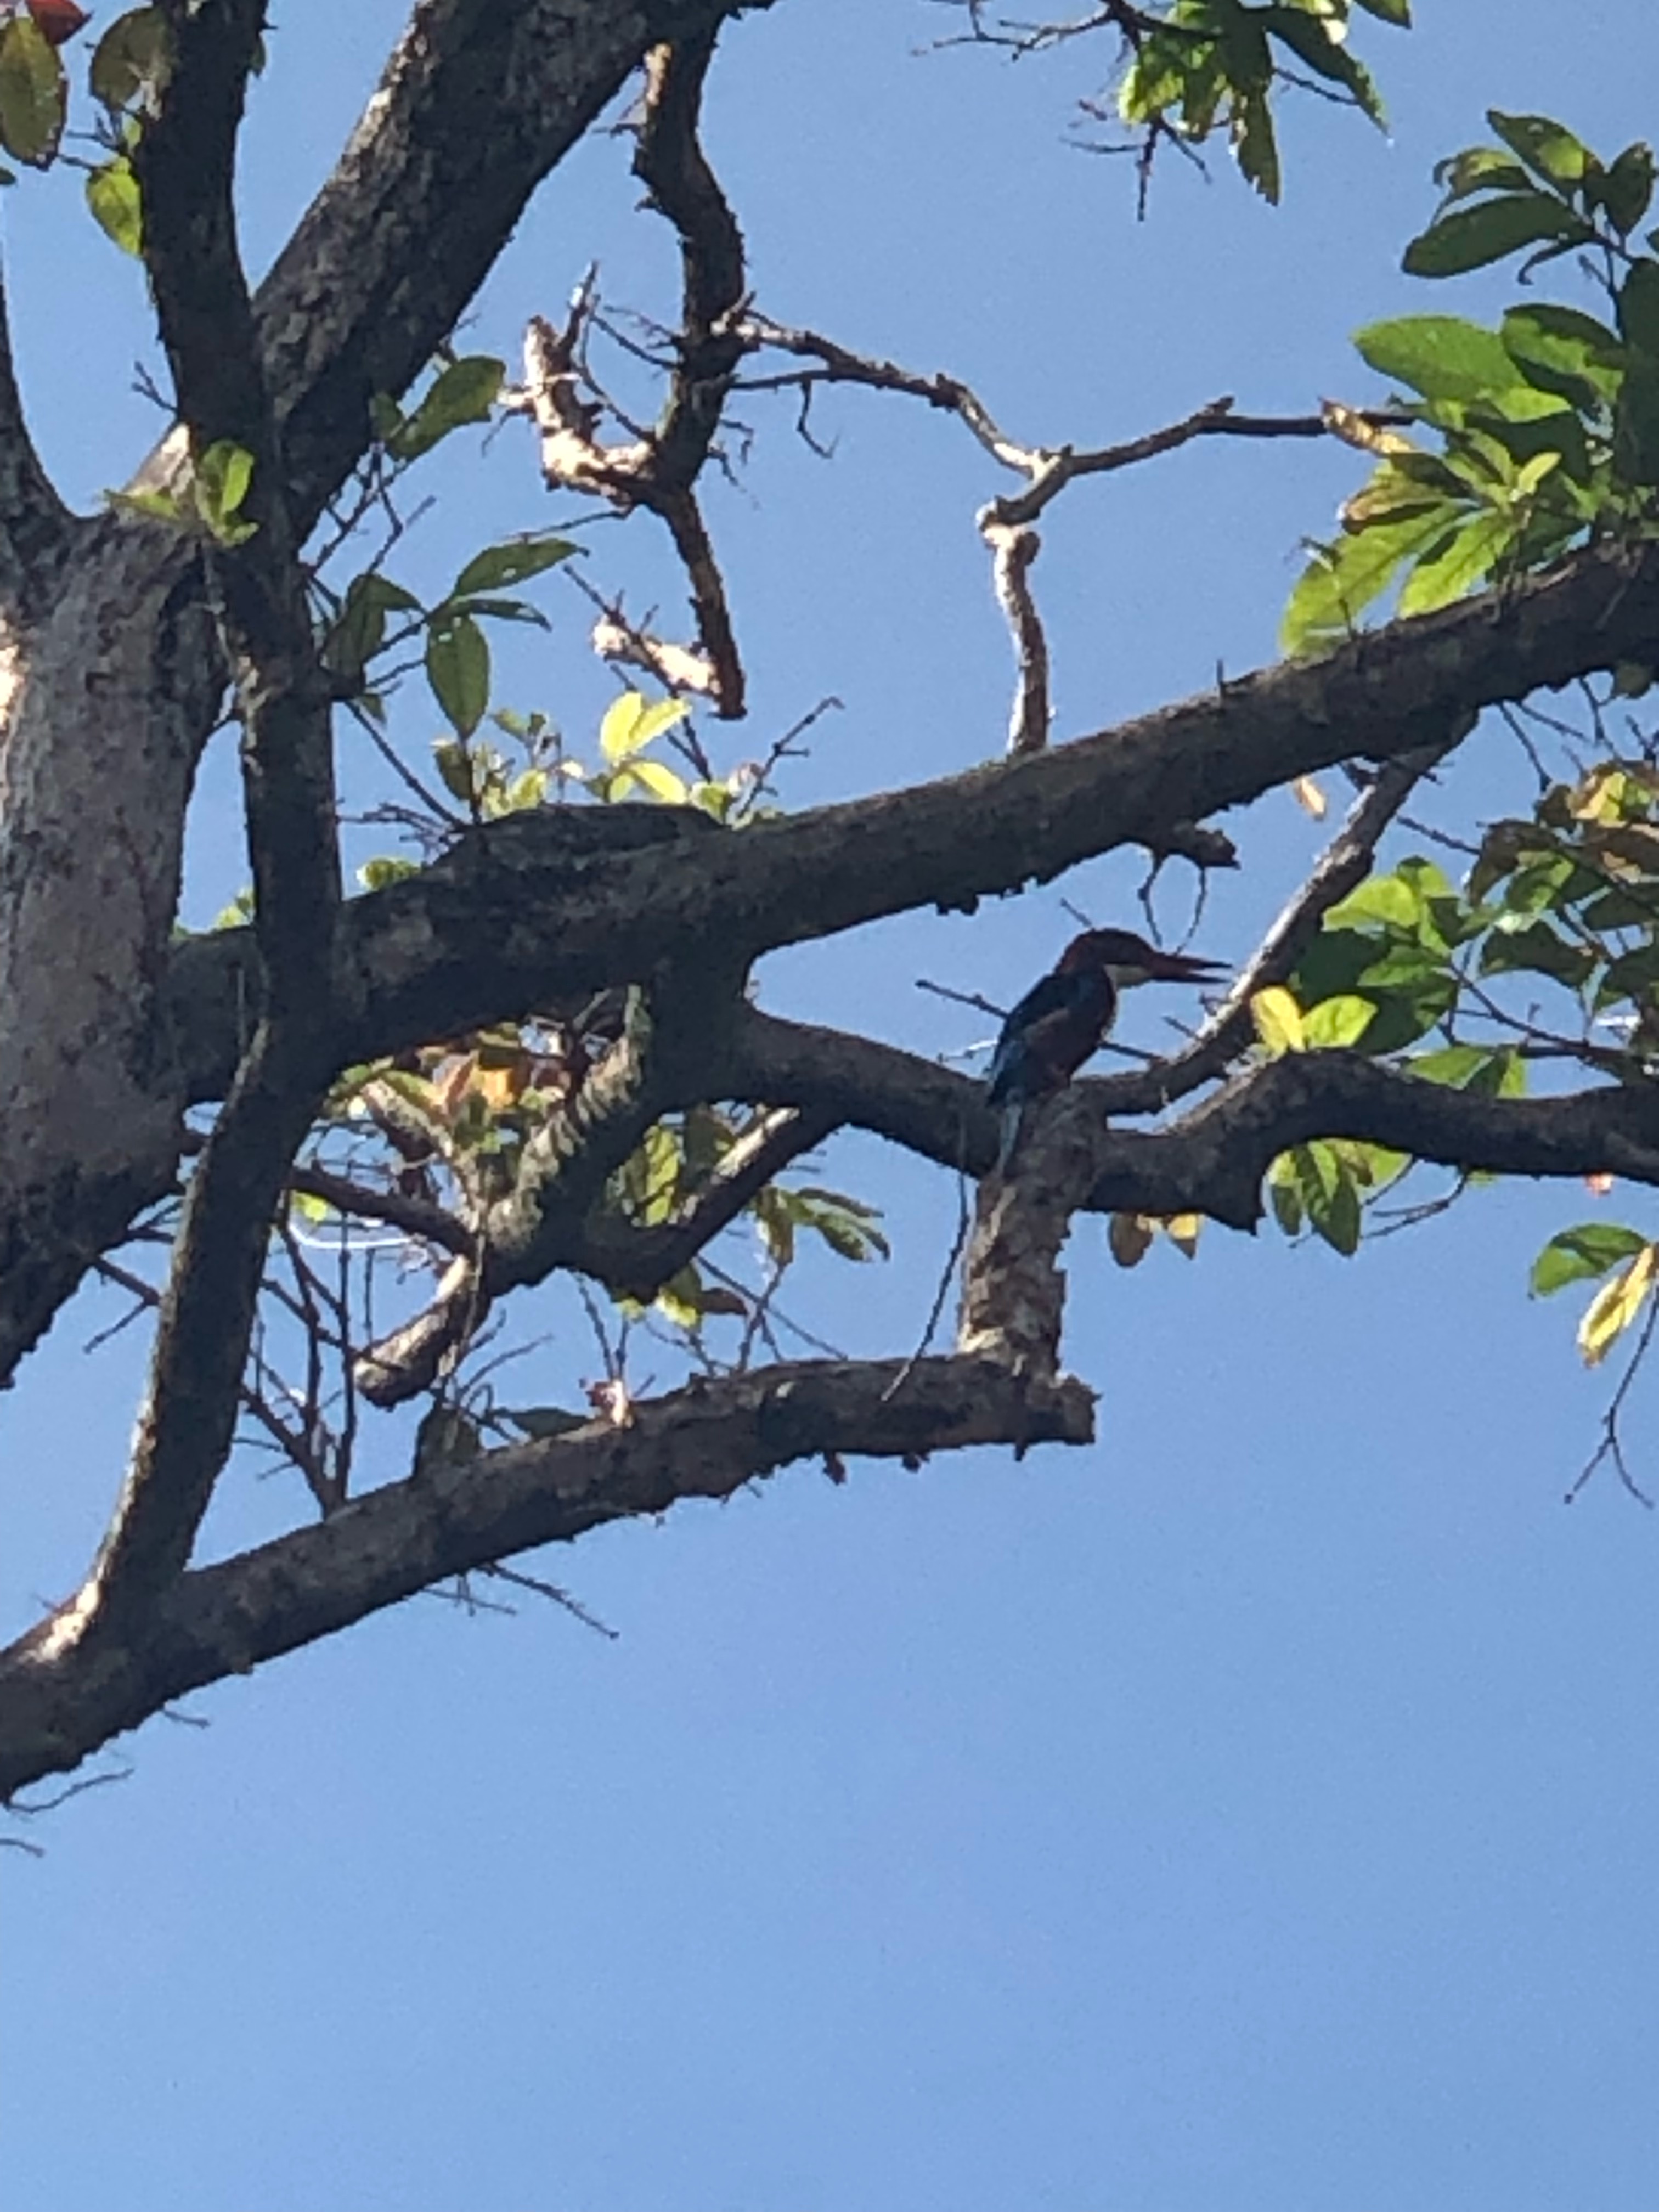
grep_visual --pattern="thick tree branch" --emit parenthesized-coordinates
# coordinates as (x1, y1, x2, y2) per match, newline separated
(729, 1005, 1659, 1219)
(93, 1, 345, 1623)
(0, 1356, 1094, 1798)
(0, 262, 71, 622)
(159, 538, 1659, 1108)
(1, 0, 776, 1384)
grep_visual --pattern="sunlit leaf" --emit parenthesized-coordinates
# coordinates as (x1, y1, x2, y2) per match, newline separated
(1578, 1242, 1657, 1365)
(1323, 872, 1421, 932)
(86, 156, 142, 255)
(599, 690, 690, 763)
(388, 356, 504, 463)
(1397, 509, 1514, 616)
(608, 758, 689, 805)
(1487, 110, 1590, 193)
(1531, 1222, 1649, 1297)
(1251, 986, 1305, 1056)
(1281, 506, 1454, 654)
(1301, 994, 1375, 1048)
(1355, 314, 1523, 402)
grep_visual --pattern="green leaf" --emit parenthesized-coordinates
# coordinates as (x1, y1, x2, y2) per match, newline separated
(1350, 0, 1409, 22)
(321, 572, 421, 679)
(1616, 261, 1659, 360)
(1466, 1045, 1526, 1099)
(499, 1404, 589, 1440)
(432, 740, 476, 805)
(792, 1188, 890, 1262)
(1354, 314, 1523, 403)
(0, 16, 64, 167)
(1408, 1043, 1489, 1088)
(86, 156, 142, 256)
(1268, 1165, 1304, 1238)
(753, 1187, 795, 1268)
(1288, 1142, 1363, 1256)
(194, 439, 255, 544)
(358, 855, 420, 891)
(1301, 994, 1375, 1048)
(447, 595, 549, 629)
(1323, 872, 1421, 932)
(655, 1265, 707, 1331)
(1397, 509, 1515, 616)
(1614, 357, 1659, 487)
(452, 535, 577, 597)
(1232, 88, 1280, 205)
(1402, 194, 1592, 278)
(1502, 304, 1624, 414)
(1433, 146, 1532, 203)
(1477, 917, 1594, 989)
(426, 613, 490, 740)
(388, 356, 504, 464)
(1486, 111, 1590, 193)
(106, 483, 183, 526)
(599, 690, 689, 763)
(91, 7, 170, 109)
(1260, 9, 1383, 125)
(1280, 506, 1454, 654)
(1595, 142, 1656, 236)
(1531, 1222, 1650, 1296)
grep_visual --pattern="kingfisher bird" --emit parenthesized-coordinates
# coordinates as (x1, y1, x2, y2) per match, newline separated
(986, 927, 1223, 1172)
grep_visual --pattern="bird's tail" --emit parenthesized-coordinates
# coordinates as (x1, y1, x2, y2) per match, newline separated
(994, 1097, 1026, 1175)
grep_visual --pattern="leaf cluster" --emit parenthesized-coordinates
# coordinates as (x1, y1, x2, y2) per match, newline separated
(1286, 112, 1659, 654)
(1116, 0, 1405, 204)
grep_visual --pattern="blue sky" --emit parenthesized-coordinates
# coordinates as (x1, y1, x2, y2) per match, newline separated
(6, 4, 1659, 2208)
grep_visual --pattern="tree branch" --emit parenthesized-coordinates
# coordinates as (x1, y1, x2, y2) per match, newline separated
(0, 258, 71, 622)
(0, 1355, 1094, 1798)
(161, 538, 1659, 1110)
(245, 0, 776, 535)
(91, 0, 345, 1624)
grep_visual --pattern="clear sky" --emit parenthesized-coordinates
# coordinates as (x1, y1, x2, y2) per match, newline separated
(6, 4, 1659, 2209)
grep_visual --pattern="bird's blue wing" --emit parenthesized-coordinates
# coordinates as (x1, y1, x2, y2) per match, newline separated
(986, 972, 1077, 1103)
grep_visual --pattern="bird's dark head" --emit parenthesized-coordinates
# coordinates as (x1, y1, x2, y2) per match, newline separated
(1058, 928, 1224, 990)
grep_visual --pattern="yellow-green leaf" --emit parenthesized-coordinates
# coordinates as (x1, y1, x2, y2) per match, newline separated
(1302, 994, 1376, 1049)
(610, 757, 689, 805)
(1578, 1242, 1657, 1366)
(86, 156, 142, 255)
(1251, 986, 1306, 1056)
(599, 690, 690, 763)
